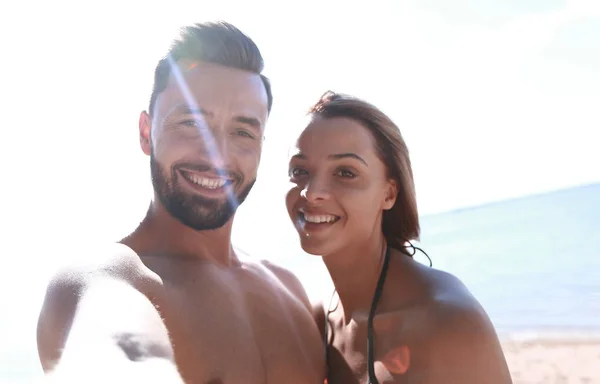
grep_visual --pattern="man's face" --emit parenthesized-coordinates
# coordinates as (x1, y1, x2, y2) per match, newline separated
(140, 61, 269, 231)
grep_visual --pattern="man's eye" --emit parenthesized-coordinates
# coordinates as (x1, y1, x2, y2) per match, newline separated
(181, 120, 202, 128)
(234, 129, 255, 139)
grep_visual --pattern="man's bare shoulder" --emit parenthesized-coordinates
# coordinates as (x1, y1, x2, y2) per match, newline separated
(259, 259, 325, 331)
(233, 250, 303, 292)
(259, 259, 302, 287)
(46, 242, 157, 288)
(263, 259, 313, 310)
(236, 255, 311, 310)
(42, 243, 164, 315)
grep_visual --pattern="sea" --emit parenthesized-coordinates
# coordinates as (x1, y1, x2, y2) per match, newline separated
(418, 182, 600, 336)
(1, 182, 599, 383)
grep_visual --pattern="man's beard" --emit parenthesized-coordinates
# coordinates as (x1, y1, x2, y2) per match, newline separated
(150, 153, 255, 231)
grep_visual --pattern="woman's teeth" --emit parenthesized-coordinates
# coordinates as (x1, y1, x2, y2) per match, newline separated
(302, 213, 338, 223)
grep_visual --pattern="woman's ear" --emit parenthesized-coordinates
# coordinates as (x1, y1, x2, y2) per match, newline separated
(383, 179, 398, 211)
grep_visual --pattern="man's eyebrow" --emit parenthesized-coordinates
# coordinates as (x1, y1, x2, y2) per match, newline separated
(168, 106, 262, 128)
(170, 105, 212, 118)
(329, 153, 368, 166)
(234, 115, 262, 129)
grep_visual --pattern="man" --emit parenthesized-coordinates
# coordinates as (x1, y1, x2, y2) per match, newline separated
(37, 22, 325, 383)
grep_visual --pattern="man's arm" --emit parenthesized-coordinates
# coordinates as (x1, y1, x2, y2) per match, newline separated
(37, 256, 184, 382)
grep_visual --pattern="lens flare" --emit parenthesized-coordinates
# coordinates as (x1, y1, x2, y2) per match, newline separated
(166, 55, 240, 210)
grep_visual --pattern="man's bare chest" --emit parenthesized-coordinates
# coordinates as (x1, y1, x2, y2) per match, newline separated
(146, 262, 323, 383)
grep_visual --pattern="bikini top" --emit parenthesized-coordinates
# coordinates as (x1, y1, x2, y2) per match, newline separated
(324, 246, 391, 384)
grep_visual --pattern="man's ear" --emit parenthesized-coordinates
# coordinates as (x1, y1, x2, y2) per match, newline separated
(139, 111, 152, 156)
(383, 179, 398, 211)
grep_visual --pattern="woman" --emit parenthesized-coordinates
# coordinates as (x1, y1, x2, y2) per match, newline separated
(286, 92, 512, 384)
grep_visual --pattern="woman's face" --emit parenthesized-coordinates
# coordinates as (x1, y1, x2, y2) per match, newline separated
(286, 116, 397, 256)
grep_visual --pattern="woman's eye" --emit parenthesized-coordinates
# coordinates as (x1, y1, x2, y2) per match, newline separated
(289, 168, 308, 178)
(337, 169, 356, 178)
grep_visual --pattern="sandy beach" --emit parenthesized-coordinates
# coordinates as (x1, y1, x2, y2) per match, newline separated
(502, 334, 600, 383)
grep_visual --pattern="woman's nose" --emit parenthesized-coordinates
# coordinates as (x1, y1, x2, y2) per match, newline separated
(300, 179, 331, 203)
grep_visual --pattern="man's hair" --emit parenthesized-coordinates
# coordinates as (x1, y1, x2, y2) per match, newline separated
(308, 91, 420, 248)
(149, 21, 272, 115)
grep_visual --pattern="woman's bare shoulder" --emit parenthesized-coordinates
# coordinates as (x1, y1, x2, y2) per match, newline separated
(384, 259, 512, 383)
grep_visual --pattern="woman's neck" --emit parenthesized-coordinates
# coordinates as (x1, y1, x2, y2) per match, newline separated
(323, 232, 387, 323)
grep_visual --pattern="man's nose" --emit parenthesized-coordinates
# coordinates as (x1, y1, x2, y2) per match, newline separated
(199, 128, 231, 169)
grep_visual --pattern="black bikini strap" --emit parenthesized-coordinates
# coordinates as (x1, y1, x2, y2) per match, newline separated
(367, 246, 391, 384)
(405, 240, 433, 267)
(324, 307, 329, 380)
(324, 288, 338, 382)
(325, 244, 430, 384)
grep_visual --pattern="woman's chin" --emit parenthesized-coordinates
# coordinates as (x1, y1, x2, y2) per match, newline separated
(299, 237, 334, 257)
(301, 248, 324, 256)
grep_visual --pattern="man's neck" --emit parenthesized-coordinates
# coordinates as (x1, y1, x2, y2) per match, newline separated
(323, 232, 387, 324)
(121, 201, 239, 267)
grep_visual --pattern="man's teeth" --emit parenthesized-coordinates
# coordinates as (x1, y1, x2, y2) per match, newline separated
(303, 213, 338, 223)
(187, 174, 228, 189)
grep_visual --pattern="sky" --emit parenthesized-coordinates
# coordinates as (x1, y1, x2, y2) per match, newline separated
(0, 0, 599, 381)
